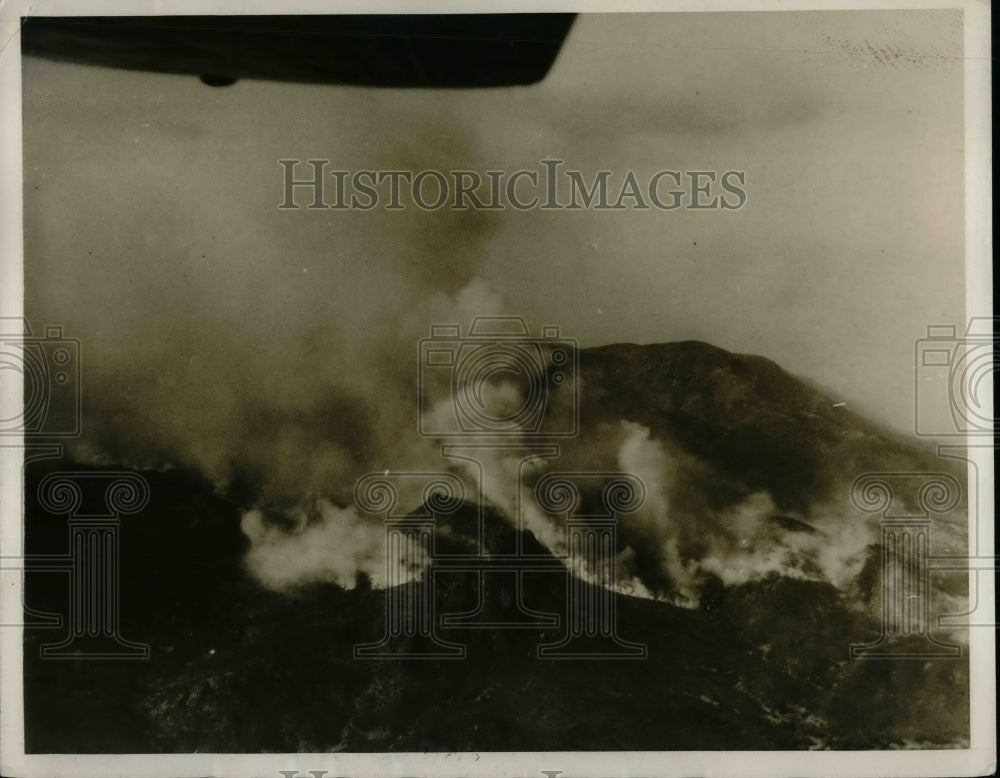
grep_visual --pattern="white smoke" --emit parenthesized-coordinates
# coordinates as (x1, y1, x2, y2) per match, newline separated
(609, 420, 900, 606)
(697, 491, 811, 587)
(241, 500, 387, 590)
(616, 420, 700, 605)
(237, 391, 956, 613)
(236, 277, 515, 592)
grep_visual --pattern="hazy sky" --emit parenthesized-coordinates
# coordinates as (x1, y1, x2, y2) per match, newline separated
(24, 10, 964, 443)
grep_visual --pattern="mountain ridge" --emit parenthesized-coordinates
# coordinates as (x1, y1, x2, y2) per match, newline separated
(21, 338, 970, 752)
(572, 339, 957, 513)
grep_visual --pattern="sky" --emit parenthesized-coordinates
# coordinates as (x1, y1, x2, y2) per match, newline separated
(23, 10, 965, 462)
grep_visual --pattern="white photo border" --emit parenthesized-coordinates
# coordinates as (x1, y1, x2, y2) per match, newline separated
(0, 1, 993, 776)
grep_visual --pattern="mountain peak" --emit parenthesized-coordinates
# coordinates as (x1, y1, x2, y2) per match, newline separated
(575, 340, 941, 512)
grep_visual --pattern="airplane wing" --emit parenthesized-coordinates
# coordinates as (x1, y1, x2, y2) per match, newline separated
(20, 14, 576, 88)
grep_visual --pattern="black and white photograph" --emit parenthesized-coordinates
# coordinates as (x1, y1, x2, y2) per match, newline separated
(0, 3, 994, 777)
